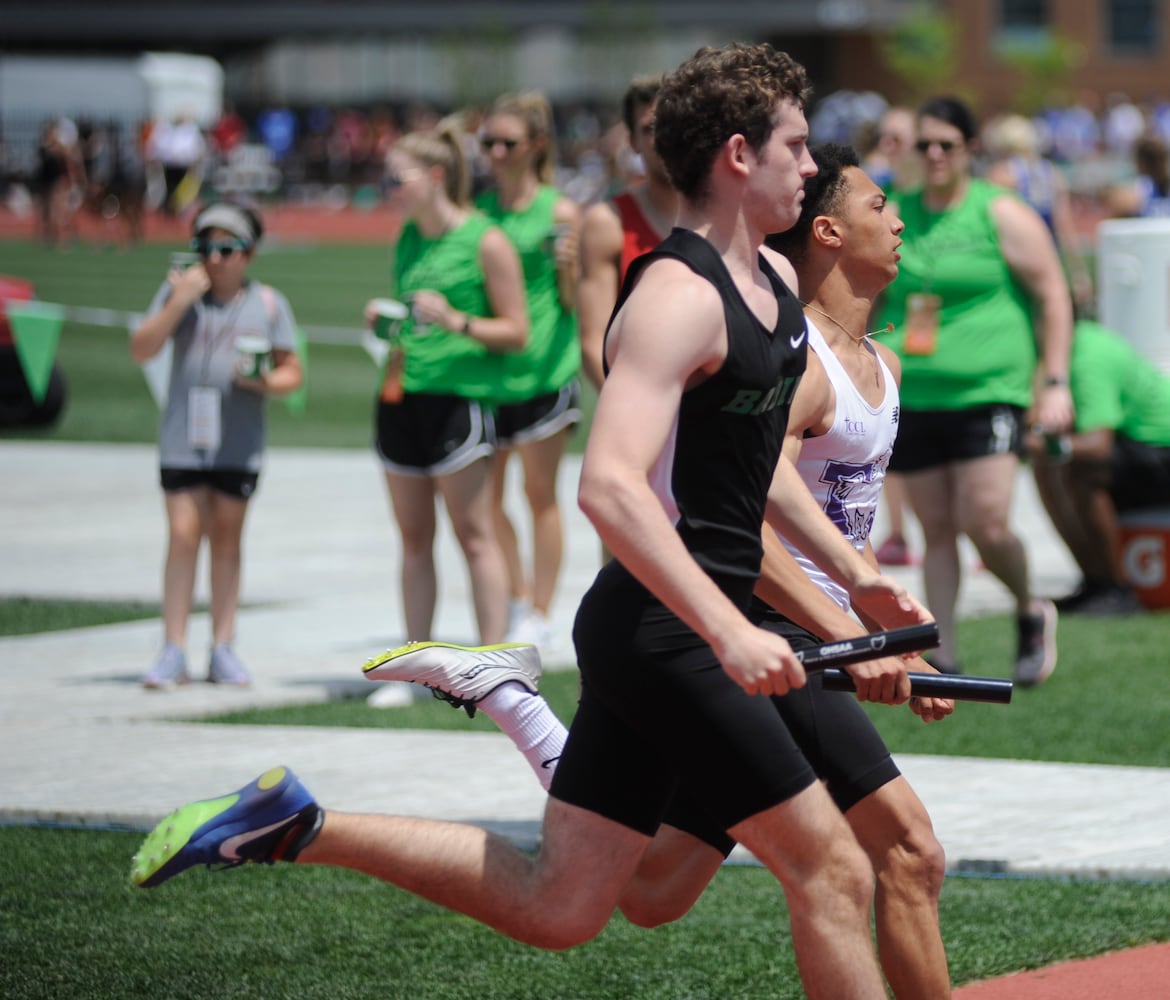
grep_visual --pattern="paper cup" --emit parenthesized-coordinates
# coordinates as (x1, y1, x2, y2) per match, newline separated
(235, 333, 272, 379)
(370, 298, 410, 340)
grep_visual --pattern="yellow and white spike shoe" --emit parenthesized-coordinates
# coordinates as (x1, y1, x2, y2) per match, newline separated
(362, 641, 542, 716)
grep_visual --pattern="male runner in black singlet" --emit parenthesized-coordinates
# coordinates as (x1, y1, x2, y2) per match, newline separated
(131, 44, 924, 999)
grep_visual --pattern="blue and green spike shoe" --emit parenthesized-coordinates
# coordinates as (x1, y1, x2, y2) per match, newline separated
(130, 766, 322, 888)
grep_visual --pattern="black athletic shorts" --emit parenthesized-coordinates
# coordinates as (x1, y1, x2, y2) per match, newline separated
(549, 562, 819, 849)
(494, 380, 582, 449)
(375, 392, 495, 477)
(1112, 435, 1170, 512)
(890, 403, 1025, 474)
(655, 605, 901, 855)
(160, 467, 258, 500)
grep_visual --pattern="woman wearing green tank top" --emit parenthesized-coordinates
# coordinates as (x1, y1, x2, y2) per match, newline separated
(476, 92, 583, 653)
(366, 126, 528, 690)
(875, 96, 1075, 687)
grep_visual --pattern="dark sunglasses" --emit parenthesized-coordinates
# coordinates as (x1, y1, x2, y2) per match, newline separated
(192, 237, 250, 258)
(382, 166, 423, 191)
(914, 138, 959, 154)
(481, 135, 520, 151)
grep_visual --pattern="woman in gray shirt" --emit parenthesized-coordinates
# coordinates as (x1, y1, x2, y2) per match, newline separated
(131, 200, 303, 688)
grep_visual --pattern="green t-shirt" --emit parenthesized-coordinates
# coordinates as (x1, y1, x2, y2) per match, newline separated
(876, 179, 1038, 411)
(1071, 320, 1170, 445)
(392, 213, 506, 400)
(476, 184, 580, 402)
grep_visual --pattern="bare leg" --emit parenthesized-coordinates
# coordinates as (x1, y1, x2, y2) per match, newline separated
(954, 453, 1031, 611)
(885, 473, 910, 540)
(206, 491, 249, 646)
(298, 797, 650, 950)
(903, 467, 961, 665)
(1033, 458, 1096, 576)
(385, 471, 439, 640)
(516, 428, 570, 617)
(731, 784, 887, 1000)
(618, 824, 725, 927)
(491, 449, 529, 606)
(846, 778, 950, 1000)
(438, 457, 509, 644)
(161, 487, 207, 647)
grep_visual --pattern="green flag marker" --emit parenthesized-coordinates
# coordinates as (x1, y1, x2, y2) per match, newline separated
(7, 301, 65, 404)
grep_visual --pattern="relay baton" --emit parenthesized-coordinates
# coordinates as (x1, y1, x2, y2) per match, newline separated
(792, 623, 1013, 704)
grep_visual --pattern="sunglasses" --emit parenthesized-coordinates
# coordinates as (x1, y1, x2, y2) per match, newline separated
(383, 166, 424, 190)
(914, 139, 960, 154)
(192, 237, 250, 258)
(481, 135, 521, 152)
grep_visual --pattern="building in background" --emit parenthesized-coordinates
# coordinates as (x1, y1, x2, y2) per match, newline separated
(2, 1, 1166, 112)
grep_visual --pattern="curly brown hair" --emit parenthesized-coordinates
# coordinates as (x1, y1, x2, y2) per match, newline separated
(653, 43, 811, 205)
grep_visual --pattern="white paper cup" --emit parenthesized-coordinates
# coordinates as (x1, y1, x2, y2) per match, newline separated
(235, 333, 272, 378)
(370, 298, 410, 340)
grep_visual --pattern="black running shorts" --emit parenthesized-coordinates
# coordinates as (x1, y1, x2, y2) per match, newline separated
(754, 604, 901, 814)
(653, 605, 901, 854)
(494, 380, 582, 449)
(550, 563, 819, 842)
(375, 393, 495, 477)
(890, 404, 1025, 474)
(160, 467, 259, 500)
(1112, 434, 1170, 512)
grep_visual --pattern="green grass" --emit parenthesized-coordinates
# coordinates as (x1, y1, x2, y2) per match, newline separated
(205, 611, 1170, 768)
(0, 597, 162, 636)
(0, 239, 596, 450)
(1, 825, 1165, 999)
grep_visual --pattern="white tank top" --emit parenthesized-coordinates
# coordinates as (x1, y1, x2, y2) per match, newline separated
(779, 320, 899, 611)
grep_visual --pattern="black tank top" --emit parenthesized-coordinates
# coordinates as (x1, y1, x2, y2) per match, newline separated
(607, 228, 807, 606)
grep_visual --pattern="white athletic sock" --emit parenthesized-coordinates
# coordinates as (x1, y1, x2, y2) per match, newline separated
(479, 682, 567, 791)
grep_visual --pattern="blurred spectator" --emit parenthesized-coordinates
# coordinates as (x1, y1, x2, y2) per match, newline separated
(862, 105, 922, 195)
(476, 91, 583, 652)
(809, 89, 889, 145)
(211, 104, 248, 158)
(983, 112, 1094, 308)
(577, 74, 675, 392)
(1103, 92, 1146, 158)
(77, 121, 147, 249)
(863, 105, 922, 569)
(874, 95, 1073, 685)
(1037, 91, 1101, 165)
(130, 199, 304, 689)
(34, 116, 84, 248)
(1029, 319, 1170, 615)
(146, 113, 206, 216)
(1102, 134, 1170, 218)
(368, 126, 527, 689)
(257, 105, 298, 164)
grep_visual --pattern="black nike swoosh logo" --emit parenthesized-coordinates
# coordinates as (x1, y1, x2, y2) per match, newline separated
(540, 756, 561, 770)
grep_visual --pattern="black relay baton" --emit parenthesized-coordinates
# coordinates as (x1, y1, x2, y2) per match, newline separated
(794, 623, 1013, 705)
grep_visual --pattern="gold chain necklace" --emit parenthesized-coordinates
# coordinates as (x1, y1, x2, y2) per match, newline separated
(801, 301, 893, 343)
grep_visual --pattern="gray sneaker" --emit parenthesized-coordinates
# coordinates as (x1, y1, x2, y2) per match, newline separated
(1014, 600, 1058, 687)
(142, 643, 190, 690)
(208, 643, 252, 686)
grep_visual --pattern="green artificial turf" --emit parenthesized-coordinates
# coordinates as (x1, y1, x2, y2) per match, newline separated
(0, 826, 1165, 1000)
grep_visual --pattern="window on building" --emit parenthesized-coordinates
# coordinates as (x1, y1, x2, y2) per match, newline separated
(1107, 0, 1159, 55)
(998, 0, 1050, 49)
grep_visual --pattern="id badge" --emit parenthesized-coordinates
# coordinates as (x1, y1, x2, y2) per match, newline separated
(188, 386, 222, 451)
(902, 293, 942, 356)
